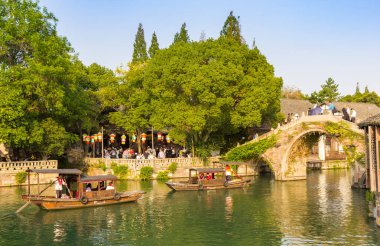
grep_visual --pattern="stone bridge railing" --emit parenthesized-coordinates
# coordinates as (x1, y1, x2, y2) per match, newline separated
(252, 114, 362, 144)
(0, 160, 58, 173)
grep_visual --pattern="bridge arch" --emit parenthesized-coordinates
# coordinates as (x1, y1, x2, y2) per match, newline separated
(257, 115, 364, 181)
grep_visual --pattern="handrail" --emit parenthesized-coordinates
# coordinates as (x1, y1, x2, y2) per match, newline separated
(0, 160, 58, 173)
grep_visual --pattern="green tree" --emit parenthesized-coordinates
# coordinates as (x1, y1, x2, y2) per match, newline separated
(340, 86, 380, 107)
(143, 37, 282, 155)
(148, 32, 159, 58)
(132, 23, 148, 63)
(307, 77, 340, 103)
(0, 0, 102, 158)
(173, 23, 190, 43)
(109, 63, 151, 153)
(220, 11, 243, 44)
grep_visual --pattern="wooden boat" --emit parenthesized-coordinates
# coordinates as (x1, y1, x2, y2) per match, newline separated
(165, 168, 251, 191)
(21, 169, 145, 210)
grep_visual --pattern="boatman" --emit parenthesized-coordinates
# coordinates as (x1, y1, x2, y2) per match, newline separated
(54, 176, 66, 198)
(225, 165, 232, 181)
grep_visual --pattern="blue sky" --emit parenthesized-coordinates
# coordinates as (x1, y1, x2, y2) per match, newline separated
(38, 0, 380, 96)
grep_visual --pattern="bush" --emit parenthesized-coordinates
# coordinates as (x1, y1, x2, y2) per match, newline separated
(167, 162, 178, 174)
(111, 163, 129, 179)
(157, 171, 169, 181)
(224, 136, 277, 161)
(140, 166, 154, 180)
(16, 172, 27, 185)
(95, 161, 107, 172)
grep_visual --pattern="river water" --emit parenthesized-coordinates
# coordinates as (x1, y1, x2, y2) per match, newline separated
(1, 169, 380, 245)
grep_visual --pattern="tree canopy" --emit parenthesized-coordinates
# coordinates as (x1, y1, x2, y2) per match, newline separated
(0, 0, 110, 159)
(340, 83, 380, 107)
(111, 37, 282, 155)
(306, 77, 340, 103)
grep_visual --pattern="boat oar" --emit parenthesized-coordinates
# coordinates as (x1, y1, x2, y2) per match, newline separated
(38, 181, 54, 196)
(16, 201, 31, 214)
(63, 178, 73, 198)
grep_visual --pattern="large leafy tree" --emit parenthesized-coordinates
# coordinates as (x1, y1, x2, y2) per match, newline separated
(132, 23, 148, 63)
(0, 0, 101, 158)
(173, 23, 190, 43)
(109, 63, 151, 153)
(220, 11, 243, 44)
(142, 38, 282, 154)
(148, 32, 159, 58)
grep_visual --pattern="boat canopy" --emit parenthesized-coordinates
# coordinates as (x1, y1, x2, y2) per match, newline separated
(220, 161, 247, 165)
(190, 168, 224, 173)
(27, 169, 82, 175)
(80, 175, 117, 183)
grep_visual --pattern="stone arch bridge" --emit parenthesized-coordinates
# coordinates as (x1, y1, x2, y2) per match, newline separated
(251, 115, 364, 181)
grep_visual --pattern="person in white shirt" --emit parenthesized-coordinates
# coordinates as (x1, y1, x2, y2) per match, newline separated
(106, 182, 115, 190)
(54, 176, 66, 198)
(350, 108, 357, 123)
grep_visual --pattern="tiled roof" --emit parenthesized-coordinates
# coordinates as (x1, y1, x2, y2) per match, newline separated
(358, 113, 380, 128)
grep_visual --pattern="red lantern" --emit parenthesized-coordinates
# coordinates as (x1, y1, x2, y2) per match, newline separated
(85, 135, 91, 145)
(82, 134, 88, 142)
(141, 133, 147, 143)
(132, 134, 136, 143)
(121, 134, 126, 145)
(110, 133, 116, 143)
(166, 135, 171, 143)
(157, 132, 162, 141)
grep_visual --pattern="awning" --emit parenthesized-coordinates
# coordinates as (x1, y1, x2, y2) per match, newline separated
(189, 168, 224, 173)
(80, 175, 117, 182)
(28, 169, 82, 175)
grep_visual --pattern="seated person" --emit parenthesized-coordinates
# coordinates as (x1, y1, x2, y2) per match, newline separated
(106, 182, 115, 190)
(86, 184, 92, 192)
(100, 181, 106, 190)
(206, 173, 212, 181)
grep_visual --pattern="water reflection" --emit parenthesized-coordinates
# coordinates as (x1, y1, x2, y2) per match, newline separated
(225, 195, 233, 221)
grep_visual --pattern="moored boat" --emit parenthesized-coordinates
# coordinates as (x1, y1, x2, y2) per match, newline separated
(165, 167, 251, 191)
(21, 169, 145, 210)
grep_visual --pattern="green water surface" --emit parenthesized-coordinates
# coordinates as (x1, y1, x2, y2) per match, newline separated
(1, 170, 379, 245)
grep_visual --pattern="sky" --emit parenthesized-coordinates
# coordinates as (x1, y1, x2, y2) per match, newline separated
(38, 0, 380, 96)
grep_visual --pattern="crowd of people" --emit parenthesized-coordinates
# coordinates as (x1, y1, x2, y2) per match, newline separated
(103, 145, 191, 160)
(285, 101, 357, 124)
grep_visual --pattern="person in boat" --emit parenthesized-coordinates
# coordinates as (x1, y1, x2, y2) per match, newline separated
(106, 182, 115, 190)
(225, 165, 232, 181)
(100, 181, 106, 190)
(206, 173, 212, 181)
(54, 176, 66, 198)
(86, 183, 92, 192)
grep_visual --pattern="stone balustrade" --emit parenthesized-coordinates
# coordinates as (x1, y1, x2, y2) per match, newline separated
(85, 157, 222, 171)
(0, 160, 58, 173)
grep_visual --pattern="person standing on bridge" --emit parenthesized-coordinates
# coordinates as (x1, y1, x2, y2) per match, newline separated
(350, 108, 357, 123)
(342, 105, 350, 121)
